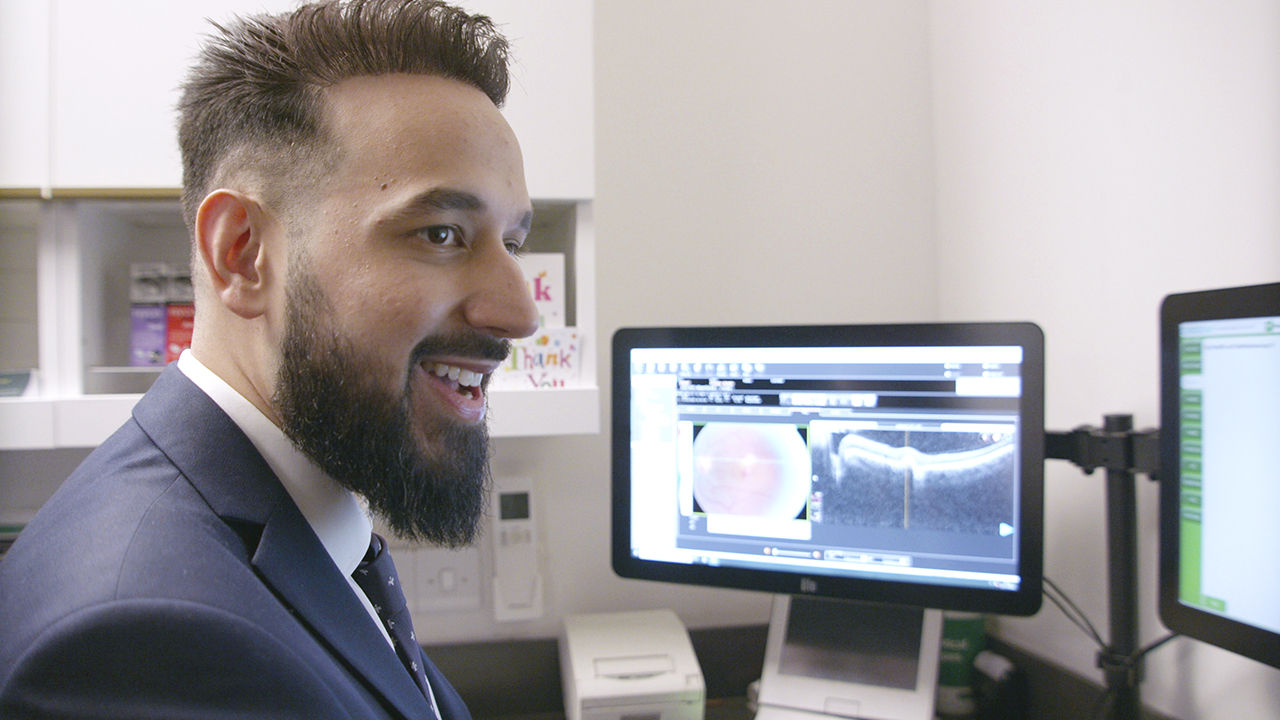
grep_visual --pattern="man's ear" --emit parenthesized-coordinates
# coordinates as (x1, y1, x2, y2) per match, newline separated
(194, 189, 274, 319)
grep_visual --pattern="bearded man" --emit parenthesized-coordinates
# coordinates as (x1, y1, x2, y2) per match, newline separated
(0, 2, 538, 718)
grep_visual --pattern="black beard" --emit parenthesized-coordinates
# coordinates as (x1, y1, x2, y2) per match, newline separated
(272, 271, 509, 547)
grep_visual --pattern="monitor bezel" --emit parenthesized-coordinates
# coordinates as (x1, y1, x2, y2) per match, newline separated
(1158, 281, 1280, 669)
(611, 321, 1045, 616)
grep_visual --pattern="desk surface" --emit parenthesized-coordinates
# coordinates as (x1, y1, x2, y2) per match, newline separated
(431, 625, 769, 719)
(484, 697, 753, 720)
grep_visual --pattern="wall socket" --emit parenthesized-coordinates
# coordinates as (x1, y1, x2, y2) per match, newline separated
(390, 542, 483, 613)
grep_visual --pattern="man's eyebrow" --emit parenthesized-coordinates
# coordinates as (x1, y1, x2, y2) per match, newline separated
(413, 188, 483, 213)
(388, 188, 532, 232)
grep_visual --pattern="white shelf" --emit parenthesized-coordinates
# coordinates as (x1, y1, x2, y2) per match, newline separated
(0, 397, 55, 450)
(488, 386, 600, 437)
(0, 195, 597, 452)
(0, 386, 599, 450)
(0, 395, 155, 450)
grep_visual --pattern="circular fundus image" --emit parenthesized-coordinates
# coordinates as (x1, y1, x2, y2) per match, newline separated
(691, 423, 812, 518)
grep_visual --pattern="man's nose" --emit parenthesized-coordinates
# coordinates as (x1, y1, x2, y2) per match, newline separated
(462, 246, 540, 340)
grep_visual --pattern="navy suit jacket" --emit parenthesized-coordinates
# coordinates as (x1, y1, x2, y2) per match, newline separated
(0, 366, 471, 720)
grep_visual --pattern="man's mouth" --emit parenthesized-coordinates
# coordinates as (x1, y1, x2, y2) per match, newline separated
(426, 361, 487, 400)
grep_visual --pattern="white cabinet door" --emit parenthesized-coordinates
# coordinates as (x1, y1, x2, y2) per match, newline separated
(48, 1, 295, 189)
(0, 1, 51, 190)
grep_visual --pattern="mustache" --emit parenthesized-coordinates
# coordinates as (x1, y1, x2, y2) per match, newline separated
(409, 331, 512, 366)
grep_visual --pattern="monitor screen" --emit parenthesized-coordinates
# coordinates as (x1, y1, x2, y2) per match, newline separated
(612, 322, 1045, 616)
(1159, 281, 1280, 668)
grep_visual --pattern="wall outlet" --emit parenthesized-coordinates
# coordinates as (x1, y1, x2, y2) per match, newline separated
(391, 543, 483, 613)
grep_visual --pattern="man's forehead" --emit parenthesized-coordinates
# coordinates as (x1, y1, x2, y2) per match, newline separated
(321, 73, 521, 169)
(310, 73, 529, 225)
(323, 73, 500, 132)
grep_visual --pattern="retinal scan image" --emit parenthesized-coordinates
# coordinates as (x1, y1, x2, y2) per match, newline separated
(808, 422, 1015, 534)
(689, 422, 812, 520)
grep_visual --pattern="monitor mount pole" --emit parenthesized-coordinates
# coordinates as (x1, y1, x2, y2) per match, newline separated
(1045, 414, 1160, 720)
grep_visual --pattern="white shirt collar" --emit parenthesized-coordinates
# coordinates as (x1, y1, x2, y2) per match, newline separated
(176, 350, 372, 577)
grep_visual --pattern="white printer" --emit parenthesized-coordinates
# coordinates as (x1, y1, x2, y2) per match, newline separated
(559, 609, 705, 720)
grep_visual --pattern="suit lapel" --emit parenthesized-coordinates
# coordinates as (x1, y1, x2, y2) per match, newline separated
(133, 366, 435, 719)
(253, 505, 435, 719)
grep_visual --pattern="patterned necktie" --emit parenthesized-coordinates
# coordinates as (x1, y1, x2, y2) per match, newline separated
(353, 533, 436, 714)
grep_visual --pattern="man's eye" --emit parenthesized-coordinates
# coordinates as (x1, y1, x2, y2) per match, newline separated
(417, 225, 462, 246)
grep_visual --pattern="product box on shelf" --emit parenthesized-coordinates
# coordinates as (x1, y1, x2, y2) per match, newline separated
(129, 263, 195, 367)
(129, 262, 170, 367)
(164, 268, 195, 364)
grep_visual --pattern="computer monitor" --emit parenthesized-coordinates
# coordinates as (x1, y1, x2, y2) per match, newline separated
(611, 321, 1045, 616)
(611, 322, 1044, 719)
(1158, 281, 1280, 669)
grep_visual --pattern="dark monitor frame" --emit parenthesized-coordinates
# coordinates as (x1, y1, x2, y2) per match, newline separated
(612, 322, 1045, 616)
(1158, 281, 1280, 669)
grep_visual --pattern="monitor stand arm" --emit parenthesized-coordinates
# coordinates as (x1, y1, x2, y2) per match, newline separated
(1046, 414, 1160, 720)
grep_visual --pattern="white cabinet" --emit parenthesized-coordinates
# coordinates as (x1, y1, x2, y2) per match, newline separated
(25, 0, 593, 198)
(0, 3, 51, 190)
(47, 1, 265, 189)
(0, 1, 596, 449)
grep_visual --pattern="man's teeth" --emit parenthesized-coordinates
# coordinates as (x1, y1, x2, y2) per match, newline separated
(429, 362, 484, 388)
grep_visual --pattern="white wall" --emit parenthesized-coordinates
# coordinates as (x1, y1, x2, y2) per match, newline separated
(586, 1, 1280, 716)
(594, 1, 938, 328)
(472, 0, 939, 638)
(930, 1, 1280, 717)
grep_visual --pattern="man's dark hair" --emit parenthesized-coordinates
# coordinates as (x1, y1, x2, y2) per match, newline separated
(177, 0, 511, 228)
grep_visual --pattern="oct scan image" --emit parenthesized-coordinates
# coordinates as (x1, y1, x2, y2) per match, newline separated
(808, 422, 1015, 534)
